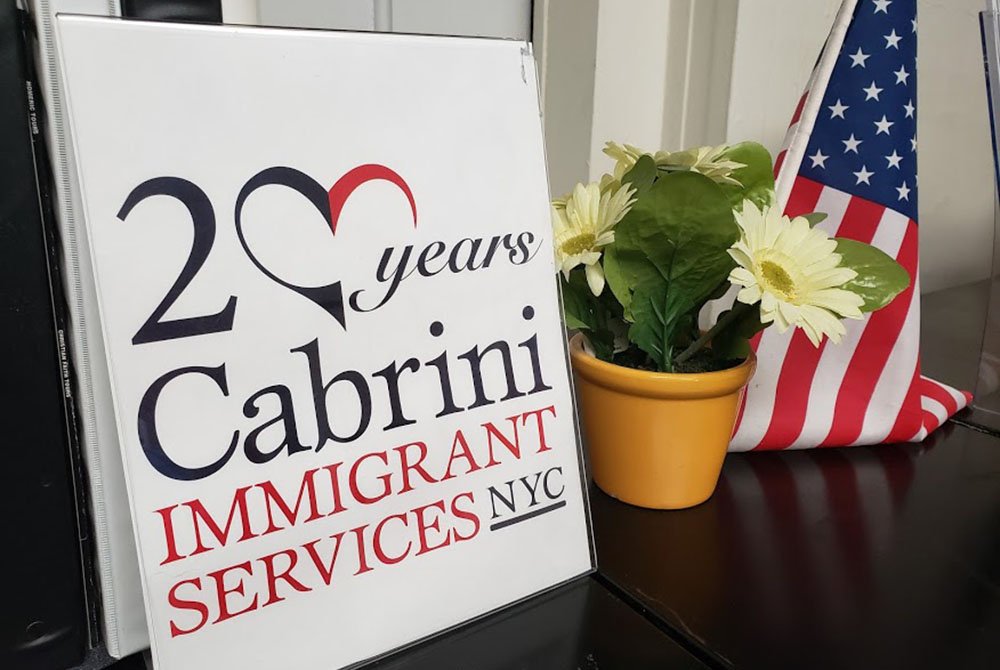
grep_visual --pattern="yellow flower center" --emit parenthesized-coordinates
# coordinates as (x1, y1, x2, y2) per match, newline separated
(561, 233, 597, 256)
(759, 260, 797, 300)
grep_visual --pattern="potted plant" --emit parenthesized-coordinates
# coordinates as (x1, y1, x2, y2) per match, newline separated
(553, 142, 909, 509)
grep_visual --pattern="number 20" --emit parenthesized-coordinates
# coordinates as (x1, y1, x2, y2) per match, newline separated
(117, 177, 236, 345)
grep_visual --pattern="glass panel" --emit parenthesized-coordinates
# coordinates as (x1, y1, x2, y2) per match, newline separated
(971, 8, 1000, 430)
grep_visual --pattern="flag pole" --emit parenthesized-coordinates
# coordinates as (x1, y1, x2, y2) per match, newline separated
(775, 0, 859, 209)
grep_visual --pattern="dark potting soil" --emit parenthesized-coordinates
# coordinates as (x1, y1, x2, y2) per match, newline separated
(611, 348, 743, 374)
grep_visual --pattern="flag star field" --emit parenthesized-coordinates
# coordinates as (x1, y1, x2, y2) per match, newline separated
(800, 0, 918, 221)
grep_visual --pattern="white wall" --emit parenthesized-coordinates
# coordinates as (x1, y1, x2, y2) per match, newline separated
(584, 0, 737, 185)
(726, 0, 841, 155)
(535, 0, 601, 197)
(587, 0, 672, 181)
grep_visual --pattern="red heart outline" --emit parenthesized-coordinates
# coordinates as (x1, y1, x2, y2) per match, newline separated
(328, 164, 418, 234)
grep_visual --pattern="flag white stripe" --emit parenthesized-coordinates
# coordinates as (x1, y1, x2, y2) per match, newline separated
(783, 189, 873, 449)
(729, 327, 794, 451)
(946, 384, 968, 408)
(867, 208, 911, 254)
(836, 209, 916, 444)
(732, 0, 859, 451)
(921, 375, 969, 410)
(852, 291, 919, 444)
(732, 186, 851, 452)
(854, 264, 919, 445)
(921, 396, 949, 428)
(784, 313, 869, 450)
(779, 121, 800, 156)
(812, 187, 854, 237)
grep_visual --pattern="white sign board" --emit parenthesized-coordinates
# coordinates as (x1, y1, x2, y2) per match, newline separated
(56, 16, 592, 669)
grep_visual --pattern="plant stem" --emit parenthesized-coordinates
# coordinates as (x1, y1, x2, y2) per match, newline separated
(674, 301, 753, 365)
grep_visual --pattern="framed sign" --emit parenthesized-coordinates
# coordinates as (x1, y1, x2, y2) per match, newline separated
(56, 15, 592, 670)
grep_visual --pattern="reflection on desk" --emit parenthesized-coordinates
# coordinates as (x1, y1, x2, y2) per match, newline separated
(594, 422, 1000, 669)
(364, 577, 705, 669)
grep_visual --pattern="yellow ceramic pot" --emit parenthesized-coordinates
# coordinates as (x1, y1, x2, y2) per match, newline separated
(569, 333, 756, 510)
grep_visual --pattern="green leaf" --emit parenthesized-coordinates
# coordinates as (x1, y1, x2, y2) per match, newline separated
(621, 154, 658, 196)
(711, 303, 767, 360)
(560, 286, 590, 331)
(834, 238, 911, 312)
(718, 142, 775, 211)
(602, 246, 633, 319)
(603, 155, 661, 319)
(608, 171, 739, 370)
(626, 280, 669, 367)
(583, 331, 615, 361)
(801, 212, 827, 227)
(559, 269, 621, 360)
(626, 279, 703, 371)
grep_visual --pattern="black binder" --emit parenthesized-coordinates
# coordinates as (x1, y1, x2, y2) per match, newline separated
(0, 5, 91, 669)
(122, 0, 221, 22)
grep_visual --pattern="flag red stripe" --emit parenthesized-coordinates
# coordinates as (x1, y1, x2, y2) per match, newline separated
(883, 358, 923, 443)
(822, 221, 918, 446)
(733, 388, 748, 438)
(774, 150, 787, 179)
(919, 378, 959, 416)
(733, 179, 823, 444)
(748, 178, 828, 449)
(756, 338, 829, 450)
(732, 331, 766, 436)
(830, 197, 884, 244)
(790, 92, 808, 125)
(921, 409, 941, 433)
(752, 188, 880, 450)
(784, 177, 825, 218)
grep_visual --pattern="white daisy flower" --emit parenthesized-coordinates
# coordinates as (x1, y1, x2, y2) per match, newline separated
(603, 141, 746, 186)
(552, 181, 636, 296)
(727, 200, 864, 346)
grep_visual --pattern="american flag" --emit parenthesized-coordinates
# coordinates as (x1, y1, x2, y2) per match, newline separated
(730, 0, 971, 451)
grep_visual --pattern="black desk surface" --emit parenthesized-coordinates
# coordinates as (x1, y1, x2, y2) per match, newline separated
(100, 282, 1000, 669)
(364, 578, 705, 670)
(592, 424, 1000, 669)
